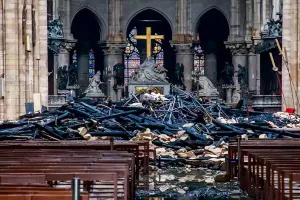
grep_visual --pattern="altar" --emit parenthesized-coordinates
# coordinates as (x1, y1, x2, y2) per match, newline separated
(127, 27, 170, 96)
(128, 56, 170, 96)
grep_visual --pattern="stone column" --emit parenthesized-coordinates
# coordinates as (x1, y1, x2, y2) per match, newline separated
(173, 44, 194, 92)
(226, 42, 248, 104)
(59, 40, 76, 67)
(204, 41, 217, 86)
(77, 42, 90, 94)
(256, 54, 261, 94)
(53, 53, 59, 95)
(248, 46, 258, 93)
(102, 43, 125, 101)
(229, 0, 241, 40)
(58, 0, 72, 39)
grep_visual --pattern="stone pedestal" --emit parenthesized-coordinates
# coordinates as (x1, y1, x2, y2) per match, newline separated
(251, 95, 282, 112)
(173, 44, 194, 92)
(116, 85, 123, 100)
(85, 92, 106, 99)
(222, 85, 235, 104)
(128, 83, 170, 96)
(101, 43, 125, 101)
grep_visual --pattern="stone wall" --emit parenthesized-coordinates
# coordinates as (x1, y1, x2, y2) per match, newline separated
(282, 0, 300, 113)
(0, 0, 48, 120)
(69, 0, 230, 40)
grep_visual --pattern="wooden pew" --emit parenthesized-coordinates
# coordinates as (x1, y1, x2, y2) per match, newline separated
(0, 148, 135, 199)
(233, 145, 300, 200)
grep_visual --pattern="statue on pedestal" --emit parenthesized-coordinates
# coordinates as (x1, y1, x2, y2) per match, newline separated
(174, 63, 185, 88)
(238, 64, 247, 86)
(113, 63, 125, 86)
(130, 57, 168, 84)
(58, 65, 68, 90)
(67, 62, 79, 88)
(198, 75, 219, 96)
(84, 71, 105, 97)
(221, 62, 234, 85)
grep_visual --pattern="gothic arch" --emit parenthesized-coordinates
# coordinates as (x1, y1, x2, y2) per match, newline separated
(125, 7, 174, 38)
(193, 6, 229, 40)
(71, 7, 107, 41)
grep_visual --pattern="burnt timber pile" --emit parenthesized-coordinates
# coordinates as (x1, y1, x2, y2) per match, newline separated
(0, 90, 300, 199)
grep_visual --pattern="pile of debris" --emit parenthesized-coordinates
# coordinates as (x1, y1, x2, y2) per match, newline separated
(1, 88, 300, 169)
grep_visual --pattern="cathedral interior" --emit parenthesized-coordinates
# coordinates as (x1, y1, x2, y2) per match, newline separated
(47, 0, 284, 112)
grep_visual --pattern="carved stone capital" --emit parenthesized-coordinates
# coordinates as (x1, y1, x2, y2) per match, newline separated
(61, 39, 77, 53)
(100, 42, 126, 55)
(225, 41, 251, 55)
(247, 44, 256, 54)
(172, 43, 193, 55)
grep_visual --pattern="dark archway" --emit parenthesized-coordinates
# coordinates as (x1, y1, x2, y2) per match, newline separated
(196, 8, 231, 96)
(71, 9, 103, 93)
(125, 9, 175, 83)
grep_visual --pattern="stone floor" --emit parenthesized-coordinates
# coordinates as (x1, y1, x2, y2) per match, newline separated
(136, 167, 251, 200)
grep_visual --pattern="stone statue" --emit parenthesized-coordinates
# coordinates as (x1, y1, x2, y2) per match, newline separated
(48, 19, 64, 38)
(67, 62, 78, 87)
(221, 62, 234, 85)
(130, 57, 168, 83)
(267, 16, 282, 37)
(84, 71, 105, 97)
(198, 75, 219, 96)
(174, 63, 185, 87)
(113, 63, 125, 86)
(58, 65, 68, 90)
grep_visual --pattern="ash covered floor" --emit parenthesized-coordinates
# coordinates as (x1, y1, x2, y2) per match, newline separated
(136, 167, 251, 200)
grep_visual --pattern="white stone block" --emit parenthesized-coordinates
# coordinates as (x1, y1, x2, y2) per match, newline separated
(33, 93, 41, 112)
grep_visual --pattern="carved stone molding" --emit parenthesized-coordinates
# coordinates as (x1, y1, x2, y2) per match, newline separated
(100, 42, 126, 55)
(172, 43, 193, 55)
(247, 44, 256, 54)
(61, 39, 77, 53)
(224, 42, 248, 55)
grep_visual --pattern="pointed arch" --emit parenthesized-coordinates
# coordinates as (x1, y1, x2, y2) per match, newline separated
(125, 7, 174, 37)
(193, 7, 230, 40)
(71, 7, 107, 41)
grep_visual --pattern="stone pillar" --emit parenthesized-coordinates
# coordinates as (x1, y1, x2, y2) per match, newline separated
(77, 42, 90, 94)
(175, 0, 192, 38)
(58, 40, 76, 68)
(116, 86, 123, 101)
(102, 43, 125, 101)
(173, 44, 194, 92)
(229, 0, 241, 40)
(58, 0, 72, 39)
(226, 88, 233, 103)
(226, 42, 248, 104)
(256, 54, 261, 94)
(53, 53, 59, 95)
(204, 41, 217, 86)
(248, 46, 258, 93)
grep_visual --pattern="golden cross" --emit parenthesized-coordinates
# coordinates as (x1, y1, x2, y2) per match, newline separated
(133, 27, 164, 57)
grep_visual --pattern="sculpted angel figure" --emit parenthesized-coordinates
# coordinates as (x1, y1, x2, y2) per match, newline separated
(198, 75, 219, 95)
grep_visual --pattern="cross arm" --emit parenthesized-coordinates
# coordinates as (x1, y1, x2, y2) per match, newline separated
(134, 35, 147, 39)
(151, 35, 164, 40)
